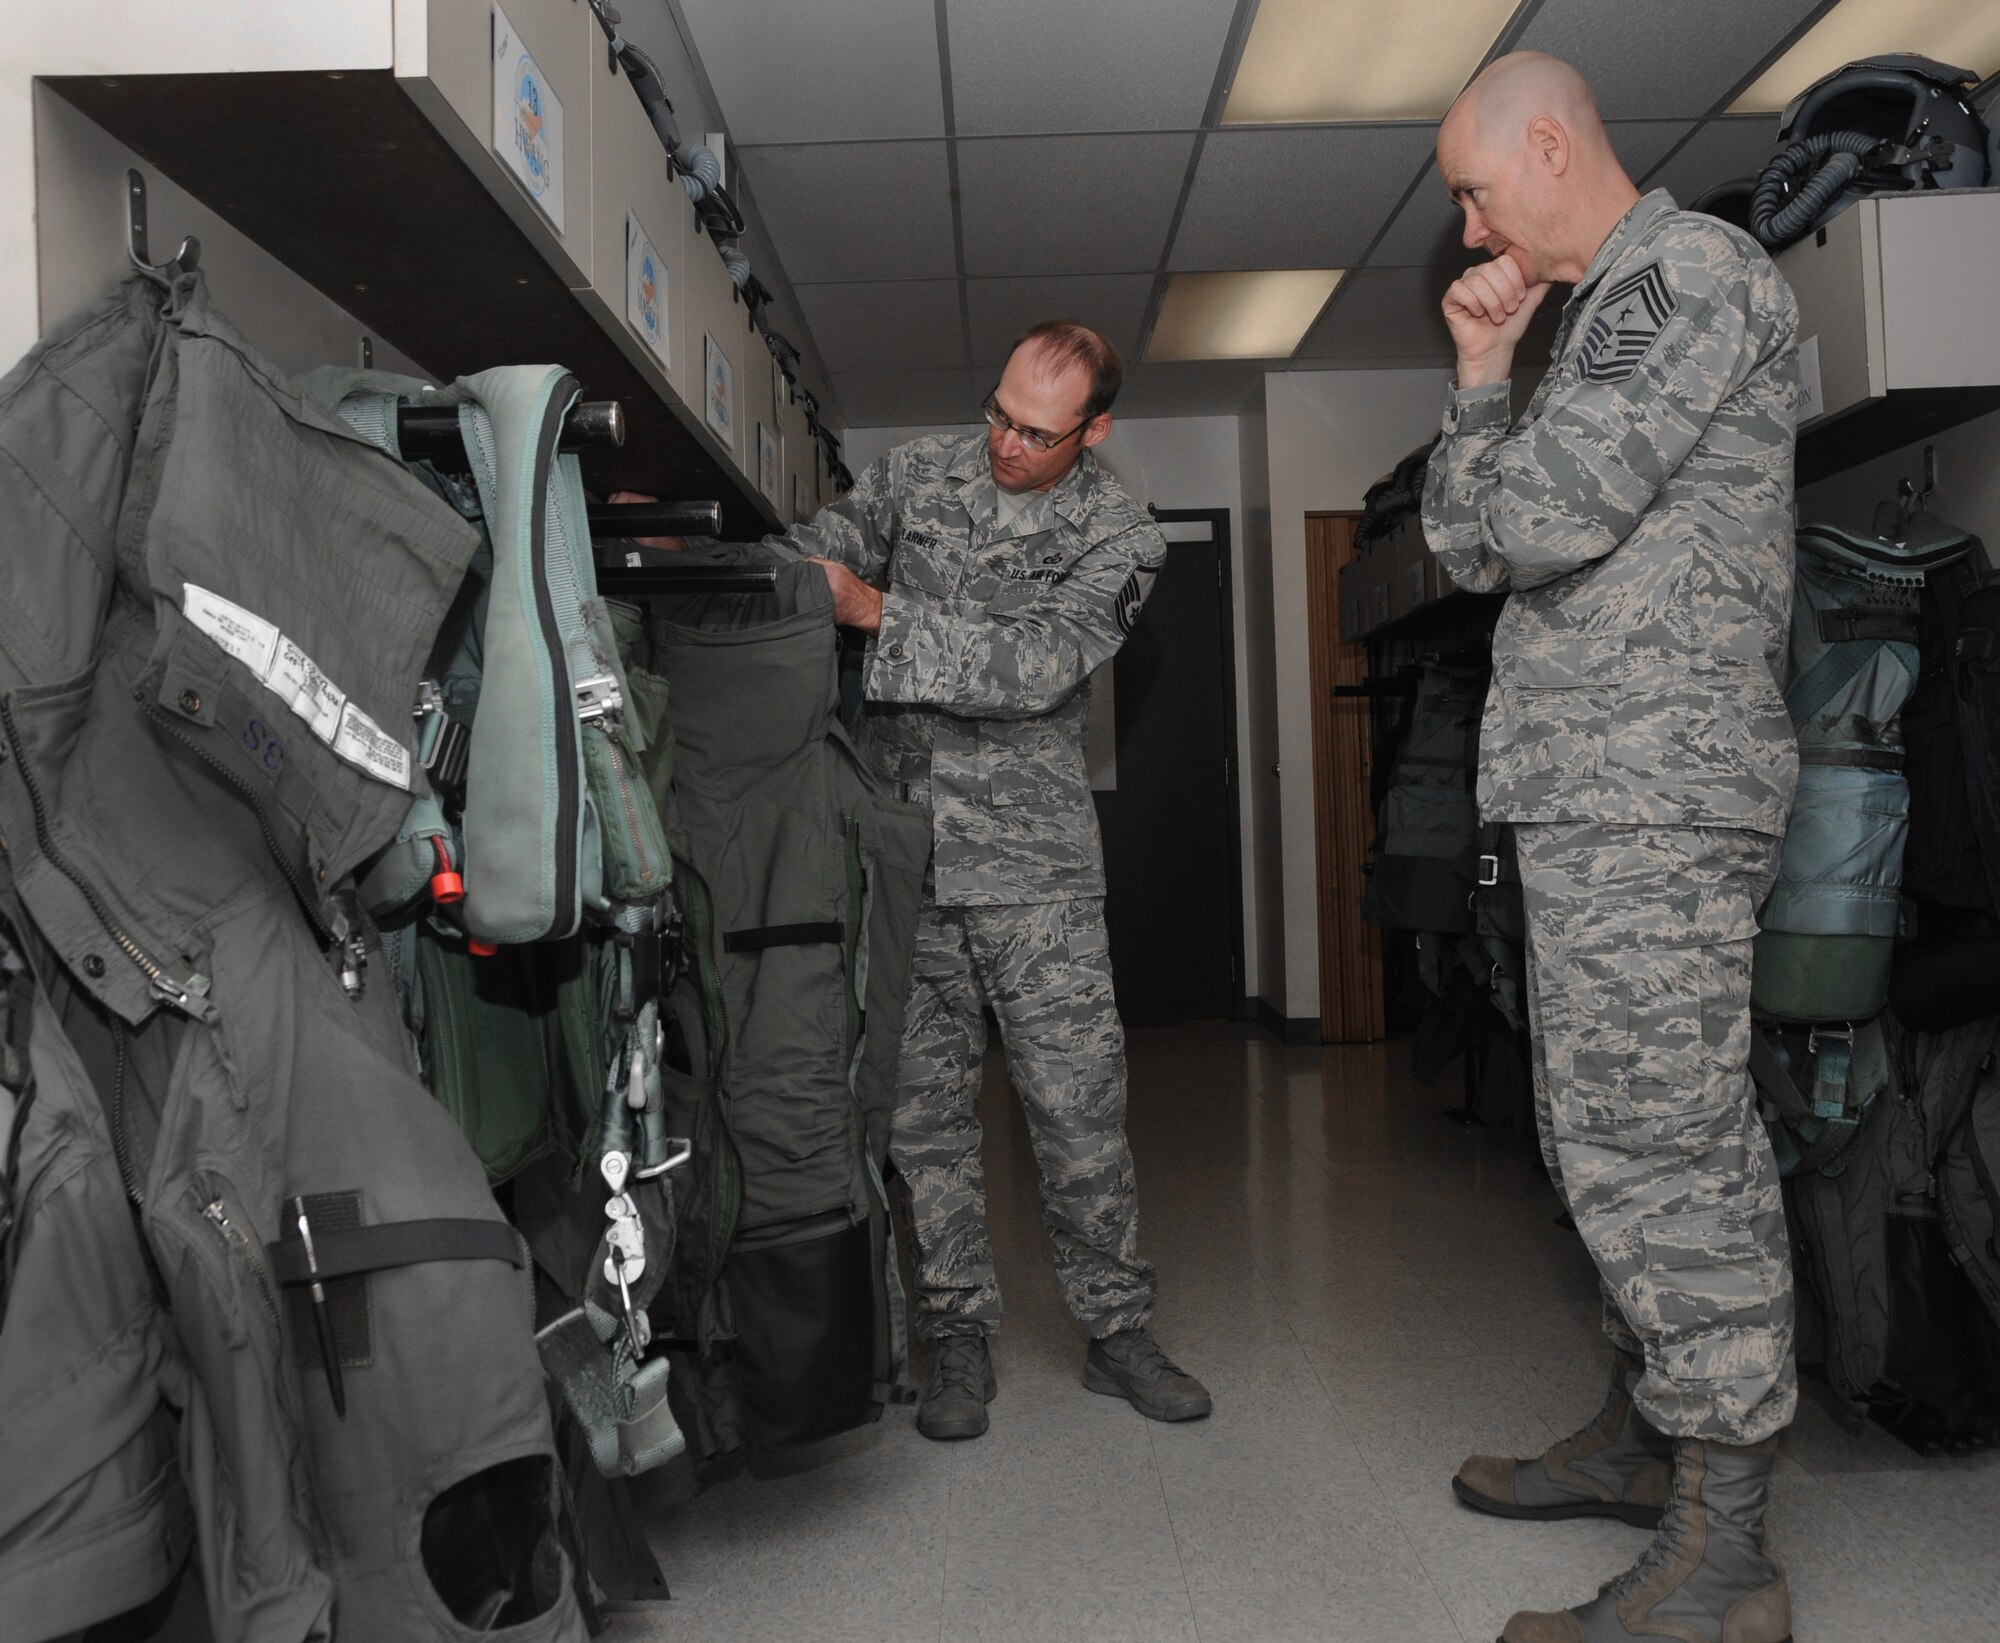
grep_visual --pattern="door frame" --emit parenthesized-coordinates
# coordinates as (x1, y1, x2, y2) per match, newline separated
(1148, 506, 1248, 1020)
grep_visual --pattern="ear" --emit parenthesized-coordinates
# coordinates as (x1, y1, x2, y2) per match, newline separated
(1082, 413, 1112, 451)
(1528, 114, 1569, 175)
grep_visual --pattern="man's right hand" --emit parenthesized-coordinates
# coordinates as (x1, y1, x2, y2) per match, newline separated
(1443, 254, 1552, 388)
(606, 491, 685, 553)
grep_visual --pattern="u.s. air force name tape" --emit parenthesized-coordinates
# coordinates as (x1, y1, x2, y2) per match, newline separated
(181, 584, 415, 790)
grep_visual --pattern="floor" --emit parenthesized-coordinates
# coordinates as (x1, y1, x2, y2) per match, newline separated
(604, 1023, 2000, 1643)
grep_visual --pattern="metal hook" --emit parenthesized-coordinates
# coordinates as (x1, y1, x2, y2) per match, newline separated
(127, 170, 201, 276)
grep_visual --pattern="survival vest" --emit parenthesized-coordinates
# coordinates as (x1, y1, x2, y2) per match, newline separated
(303, 366, 690, 1490)
(1751, 514, 1974, 1175)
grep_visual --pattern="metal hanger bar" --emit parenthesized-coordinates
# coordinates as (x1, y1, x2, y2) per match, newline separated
(587, 500, 723, 538)
(594, 565, 778, 597)
(395, 400, 626, 461)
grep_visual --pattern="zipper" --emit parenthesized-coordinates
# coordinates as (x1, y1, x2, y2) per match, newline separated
(139, 694, 334, 945)
(109, 1021, 144, 1209)
(673, 855, 740, 1267)
(597, 725, 660, 887)
(525, 390, 581, 928)
(0, 697, 215, 1021)
(203, 1193, 284, 1340)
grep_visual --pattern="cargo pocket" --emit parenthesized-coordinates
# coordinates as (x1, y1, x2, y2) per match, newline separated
(1492, 638, 1627, 781)
(1634, 1209, 1779, 1381)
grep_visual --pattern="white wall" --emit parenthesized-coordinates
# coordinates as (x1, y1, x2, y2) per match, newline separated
(1262, 369, 1460, 1022)
(1799, 405, 2000, 553)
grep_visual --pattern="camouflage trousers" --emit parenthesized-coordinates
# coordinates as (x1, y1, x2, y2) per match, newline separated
(889, 895, 1156, 1341)
(1516, 822, 1797, 1444)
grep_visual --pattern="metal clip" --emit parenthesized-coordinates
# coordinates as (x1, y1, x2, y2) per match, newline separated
(635, 1137, 694, 1180)
(1477, 854, 1501, 887)
(576, 674, 624, 723)
(610, 1246, 647, 1359)
(339, 932, 368, 1001)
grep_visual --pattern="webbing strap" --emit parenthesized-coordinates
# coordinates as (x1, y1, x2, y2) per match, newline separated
(1748, 1029, 1811, 1122)
(724, 920, 844, 953)
(267, 1217, 523, 1286)
(1799, 747, 1903, 769)
(1787, 635, 1916, 726)
(1816, 608, 1919, 644)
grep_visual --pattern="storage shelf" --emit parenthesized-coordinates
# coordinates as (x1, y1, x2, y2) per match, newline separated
(47, 70, 783, 539)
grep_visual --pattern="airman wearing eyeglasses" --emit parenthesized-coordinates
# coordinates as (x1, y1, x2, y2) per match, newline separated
(618, 319, 1204, 1439)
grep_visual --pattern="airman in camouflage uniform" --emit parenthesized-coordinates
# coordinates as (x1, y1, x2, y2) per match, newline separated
(718, 325, 1210, 1438)
(1419, 54, 1799, 1643)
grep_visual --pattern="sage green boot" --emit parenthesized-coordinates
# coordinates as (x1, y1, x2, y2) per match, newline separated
(917, 1333, 995, 1441)
(1455, 1351, 1672, 1529)
(1499, 1436, 1792, 1643)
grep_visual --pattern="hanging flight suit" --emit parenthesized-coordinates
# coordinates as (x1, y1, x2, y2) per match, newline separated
(637, 557, 929, 1454)
(0, 274, 586, 1641)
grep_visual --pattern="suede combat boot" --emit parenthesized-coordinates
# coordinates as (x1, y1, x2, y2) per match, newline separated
(1083, 1326, 1212, 1421)
(1499, 1436, 1792, 1643)
(917, 1333, 996, 1441)
(1456, 1351, 1672, 1529)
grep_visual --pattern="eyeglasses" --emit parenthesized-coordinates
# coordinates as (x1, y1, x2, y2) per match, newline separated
(981, 391, 1090, 455)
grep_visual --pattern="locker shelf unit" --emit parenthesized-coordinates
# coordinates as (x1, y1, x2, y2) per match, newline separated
(28, 0, 835, 539)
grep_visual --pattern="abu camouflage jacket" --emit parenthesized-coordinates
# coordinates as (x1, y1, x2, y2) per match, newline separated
(754, 433, 1165, 906)
(1422, 189, 1802, 836)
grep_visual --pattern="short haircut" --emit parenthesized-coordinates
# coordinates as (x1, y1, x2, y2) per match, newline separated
(1008, 320, 1123, 419)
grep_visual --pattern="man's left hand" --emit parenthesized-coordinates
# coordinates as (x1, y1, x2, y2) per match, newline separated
(807, 557, 884, 633)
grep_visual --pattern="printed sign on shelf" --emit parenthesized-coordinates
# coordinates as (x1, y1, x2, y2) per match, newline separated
(626, 212, 670, 371)
(704, 333, 735, 449)
(492, 6, 565, 233)
(758, 423, 780, 506)
(1797, 334, 1826, 425)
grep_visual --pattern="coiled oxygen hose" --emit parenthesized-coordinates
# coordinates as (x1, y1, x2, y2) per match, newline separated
(1750, 131, 1883, 250)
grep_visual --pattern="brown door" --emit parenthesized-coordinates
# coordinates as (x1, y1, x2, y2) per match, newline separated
(1306, 512, 1384, 1043)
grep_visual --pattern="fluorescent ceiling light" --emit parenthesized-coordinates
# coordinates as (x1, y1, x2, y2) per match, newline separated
(1147, 271, 1345, 362)
(1731, 0, 2000, 113)
(1223, 0, 1519, 123)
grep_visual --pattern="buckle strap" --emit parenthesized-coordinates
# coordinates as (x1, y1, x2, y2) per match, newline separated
(267, 1216, 523, 1285)
(724, 920, 844, 953)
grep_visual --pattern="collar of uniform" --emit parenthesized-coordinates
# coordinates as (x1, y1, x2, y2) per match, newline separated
(1569, 188, 1676, 304)
(949, 436, 1101, 534)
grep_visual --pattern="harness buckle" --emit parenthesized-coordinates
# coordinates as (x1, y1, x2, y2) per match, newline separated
(576, 673, 624, 723)
(1477, 854, 1501, 887)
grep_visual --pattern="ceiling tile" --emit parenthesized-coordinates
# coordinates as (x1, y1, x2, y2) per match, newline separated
(677, 0, 945, 143)
(794, 281, 967, 373)
(946, 0, 1239, 135)
(735, 142, 956, 283)
(1369, 122, 1697, 268)
(1110, 361, 1270, 419)
(1169, 126, 1437, 271)
(958, 134, 1196, 277)
(1518, 0, 1826, 120)
(1299, 265, 1561, 367)
(965, 274, 1158, 368)
(832, 368, 981, 428)
(1642, 116, 1784, 207)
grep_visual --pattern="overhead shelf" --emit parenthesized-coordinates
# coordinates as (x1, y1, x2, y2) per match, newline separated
(42, 0, 821, 540)
(1781, 188, 2000, 486)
